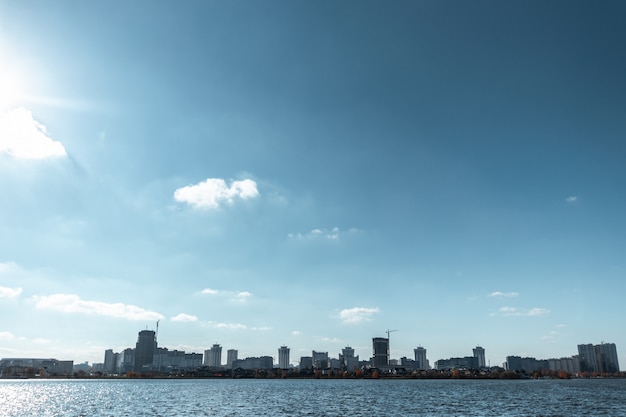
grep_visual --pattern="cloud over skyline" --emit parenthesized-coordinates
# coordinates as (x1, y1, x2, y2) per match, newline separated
(171, 313, 198, 323)
(32, 294, 164, 321)
(0, 107, 67, 160)
(174, 178, 259, 209)
(338, 307, 380, 324)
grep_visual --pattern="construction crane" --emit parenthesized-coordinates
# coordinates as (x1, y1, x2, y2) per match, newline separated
(386, 329, 398, 359)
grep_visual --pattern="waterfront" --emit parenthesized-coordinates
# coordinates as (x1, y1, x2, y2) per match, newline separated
(1, 378, 625, 416)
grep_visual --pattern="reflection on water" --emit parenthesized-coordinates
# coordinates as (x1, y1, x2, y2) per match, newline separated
(1, 378, 625, 417)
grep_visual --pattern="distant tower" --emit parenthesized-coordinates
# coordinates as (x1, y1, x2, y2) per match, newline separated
(226, 349, 238, 369)
(204, 344, 222, 367)
(414, 346, 428, 370)
(278, 346, 290, 369)
(372, 337, 389, 367)
(134, 330, 157, 371)
(473, 346, 486, 368)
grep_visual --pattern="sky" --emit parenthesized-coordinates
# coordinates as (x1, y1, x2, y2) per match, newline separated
(1, 0, 625, 369)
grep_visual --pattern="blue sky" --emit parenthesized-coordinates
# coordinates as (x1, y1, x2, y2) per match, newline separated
(1, 0, 625, 369)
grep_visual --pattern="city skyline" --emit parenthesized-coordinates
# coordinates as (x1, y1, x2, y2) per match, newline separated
(1, 1, 625, 369)
(87, 327, 623, 372)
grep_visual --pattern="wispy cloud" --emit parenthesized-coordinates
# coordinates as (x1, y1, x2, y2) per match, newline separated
(0, 107, 67, 159)
(291, 330, 301, 336)
(495, 306, 550, 317)
(288, 227, 361, 241)
(233, 291, 252, 302)
(488, 291, 519, 298)
(200, 288, 253, 303)
(32, 294, 164, 321)
(321, 337, 341, 343)
(0, 331, 16, 341)
(207, 321, 270, 331)
(565, 196, 578, 203)
(338, 307, 380, 324)
(171, 313, 198, 323)
(174, 178, 259, 209)
(0, 286, 22, 299)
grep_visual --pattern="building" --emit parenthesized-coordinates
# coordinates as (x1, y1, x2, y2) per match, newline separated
(299, 356, 313, 370)
(505, 356, 548, 373)
(595, 343, 620, 373)
(548, 357, 580, 374)
(0, 358, 74, 377)
(312, 351, 329, 369)
(134, 330, 157, 371)
(226, 349, 238, 369)
(152, 348, 202, 372)
(117, 348, 134, 373)
(372, 337, 389, 367)
(414, 346, 428, 370)
(103, 349, 118, 374)
(232, 356, 273, 370)
(204, 344, 223, 368)
(435, 356, 478, 370)
(473, 346, 486, 368)
(339, 346, 359, 371)
(278, 346, 290, 369)
(577, 344, 597, 372)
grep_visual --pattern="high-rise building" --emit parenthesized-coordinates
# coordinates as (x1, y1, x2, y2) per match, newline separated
(577, 344, 597, 372)
(372, 337, 389, 367)
(594, 343, 620, 373)
(226, 349, 238, 369)
(473, 346, 486, 368)
(103, 349, 117, 374)
(278, 346, 290, 369)
(134, 330, 157, 371)
(414, 346, 428, 370)
(204, 344, 222, 368)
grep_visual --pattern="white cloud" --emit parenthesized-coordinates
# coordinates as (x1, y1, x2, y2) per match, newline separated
(0, 107, 67, 159)
(206, 321, 270, 331)
(321, 337, 341, 343)
(497, 306, 550, 317)
(488, 291, 519, 298)
(32, 294, 164, 321)
(288, 227, 361, 240)
(201, 288, 219, 295)
(527, 307, 550, 316)
(0, 286, 22, 298)
(338, 307, 380, 324)
(174, 178, 259, 209)
(236, 291, 252, 298)
(565, 196, 578, 203)
(0, 331, 16, 341)
(291, 330, 301, 336)
(171, 313, 198, 322)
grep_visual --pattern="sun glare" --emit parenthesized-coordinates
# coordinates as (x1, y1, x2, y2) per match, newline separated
(0, 70, 25, 110)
